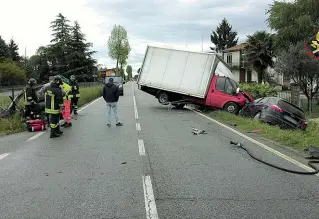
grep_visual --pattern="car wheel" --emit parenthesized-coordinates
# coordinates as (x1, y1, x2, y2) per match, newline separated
(158, 91, 169, 104)
(253, 112, 261, 120)
(224, 102, 239, 114)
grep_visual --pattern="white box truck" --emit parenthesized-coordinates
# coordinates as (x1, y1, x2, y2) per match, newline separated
(138, 46, 253, 113)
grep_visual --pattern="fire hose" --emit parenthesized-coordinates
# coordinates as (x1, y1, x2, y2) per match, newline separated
(230, 141, 319, 175)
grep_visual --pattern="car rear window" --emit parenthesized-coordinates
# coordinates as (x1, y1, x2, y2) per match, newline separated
(278, 100, 305, 119)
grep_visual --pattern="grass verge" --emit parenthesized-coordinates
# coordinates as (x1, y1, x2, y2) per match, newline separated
(207, 111, 319, 151)
(0, 86, 103, 135)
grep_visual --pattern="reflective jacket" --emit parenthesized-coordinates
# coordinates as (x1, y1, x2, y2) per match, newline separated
(69, 81, 80, 98)
(24, 84, 38, 104)
(61, 82, 72, 100)
(45, 83, 64, 114)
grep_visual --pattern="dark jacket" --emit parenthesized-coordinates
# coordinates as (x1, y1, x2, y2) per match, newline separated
(103, 83, 119, 103)
(25, 84, 38, 103)
(69, 81, 80, 98)
(45, 83, 64, 114)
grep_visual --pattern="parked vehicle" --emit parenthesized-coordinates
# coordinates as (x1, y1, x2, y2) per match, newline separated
(137, 46, 253, 113)
(105, 76, 125, 96)
(239, 97, 307, 130)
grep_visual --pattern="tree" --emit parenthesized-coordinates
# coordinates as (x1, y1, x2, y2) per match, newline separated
(7, 38, 20, 62)
(275, 42, 319, 111)
(126, 65, 132, 80)
(210, 18, 238, 52)
(0, 36, 9, 60)
(49, 13, 72, 75)
(67, 21, 96, 78)
(243, 31, 276, 84)
(267, 0, 319, 49)
(107, 25, 131, 73)
(0, 60, 26, 97)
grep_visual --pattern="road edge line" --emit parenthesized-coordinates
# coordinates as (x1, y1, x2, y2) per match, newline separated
(189, 108, 318, 176)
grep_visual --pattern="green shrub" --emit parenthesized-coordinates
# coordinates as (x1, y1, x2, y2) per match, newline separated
(0, 113, 25, 135)
(240, 83, 277, 99)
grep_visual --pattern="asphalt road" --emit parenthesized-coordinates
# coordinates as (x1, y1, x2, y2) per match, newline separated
(0, 82, 318, 219)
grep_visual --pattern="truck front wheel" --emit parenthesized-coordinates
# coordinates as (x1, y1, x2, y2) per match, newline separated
(158, 91, 169, 104)
(224, 102, 239, 114)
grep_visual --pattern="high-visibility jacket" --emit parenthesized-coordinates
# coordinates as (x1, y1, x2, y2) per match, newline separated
(61, 82, 72, 100)
(45, 84, 64, 114)
(69, 81, 80, 98)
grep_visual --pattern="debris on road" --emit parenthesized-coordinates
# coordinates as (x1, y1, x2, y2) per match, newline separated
(121, 162, 127, 164)
(230, 141, 319, 175)
(191, 127, 207, 135)
(304, 146, 319, 159)
(247, 129, 263, 133)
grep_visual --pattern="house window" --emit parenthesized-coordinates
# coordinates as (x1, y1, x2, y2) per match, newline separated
(226, 54, 232, 64)
(247, 70, 252, 83)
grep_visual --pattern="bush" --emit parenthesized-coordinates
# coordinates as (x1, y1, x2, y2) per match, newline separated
(0, 86, 103, 135)
(240, 83, 277, 99)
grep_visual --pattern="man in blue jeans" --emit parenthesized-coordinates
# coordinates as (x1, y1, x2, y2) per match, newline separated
(102, 77, 123, 127)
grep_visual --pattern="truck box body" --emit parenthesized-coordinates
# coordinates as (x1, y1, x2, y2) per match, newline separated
(138, 46, 233, 99)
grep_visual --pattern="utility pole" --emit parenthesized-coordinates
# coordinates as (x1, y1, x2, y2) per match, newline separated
(24, 46, 27, 70)
(201, 36, 203, 52)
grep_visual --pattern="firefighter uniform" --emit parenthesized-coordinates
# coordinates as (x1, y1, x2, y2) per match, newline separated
(61, 81, 72, 127)
(69, 75, 80, 115)
(24, 78, 39, 119)
(45, 77, 64, 138)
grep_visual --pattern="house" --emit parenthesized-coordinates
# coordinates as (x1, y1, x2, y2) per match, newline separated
(222, 43, 258, 83)
(99, 68, 117, 81)
(222, 44, 286, 85)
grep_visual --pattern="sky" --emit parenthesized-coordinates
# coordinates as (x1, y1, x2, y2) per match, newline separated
(0, 0, 275, 75)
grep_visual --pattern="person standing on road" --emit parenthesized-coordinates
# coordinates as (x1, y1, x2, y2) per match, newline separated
(102, 77, 123, 127)
(69, 75, 80, 115)
(45, 76, 64, 138)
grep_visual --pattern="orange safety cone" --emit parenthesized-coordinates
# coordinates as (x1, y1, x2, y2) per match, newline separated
(62, 100, 72, 127)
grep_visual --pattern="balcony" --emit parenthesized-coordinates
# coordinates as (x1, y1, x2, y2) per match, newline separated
(226, 61, 244, 70)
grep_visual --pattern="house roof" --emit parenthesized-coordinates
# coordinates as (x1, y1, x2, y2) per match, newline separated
(222, 43, 247, 52)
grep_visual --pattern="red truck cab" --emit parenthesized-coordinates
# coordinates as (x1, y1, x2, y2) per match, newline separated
(191, 75, 254, 114)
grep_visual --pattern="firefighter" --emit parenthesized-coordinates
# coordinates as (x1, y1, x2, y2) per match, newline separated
(45, 76, 64, 138)
(69, 75, 80, 115)
(61, 78, 72, 127)
(24, 78, 39, 119)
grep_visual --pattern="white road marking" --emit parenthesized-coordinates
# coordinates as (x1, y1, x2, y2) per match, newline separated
(138, 139, 145, 156)
(78, 97, 102, 112)
(132, 82, 139, 119)
(0, 153, 10, 161)
(136, 123, 141, 131)
(26, 132, 45, 141)
(143, 175, 159, 219)
(190, 109, 319, 177)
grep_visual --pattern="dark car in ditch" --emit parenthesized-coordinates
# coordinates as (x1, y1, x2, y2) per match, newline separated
(239, 97, 307, 130)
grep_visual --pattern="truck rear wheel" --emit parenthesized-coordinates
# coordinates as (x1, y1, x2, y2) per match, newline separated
(224, 102, 239, 114)
(158, 91, 169, 104)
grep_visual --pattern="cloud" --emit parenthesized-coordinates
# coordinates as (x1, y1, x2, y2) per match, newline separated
(0, 0, 274, 74)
